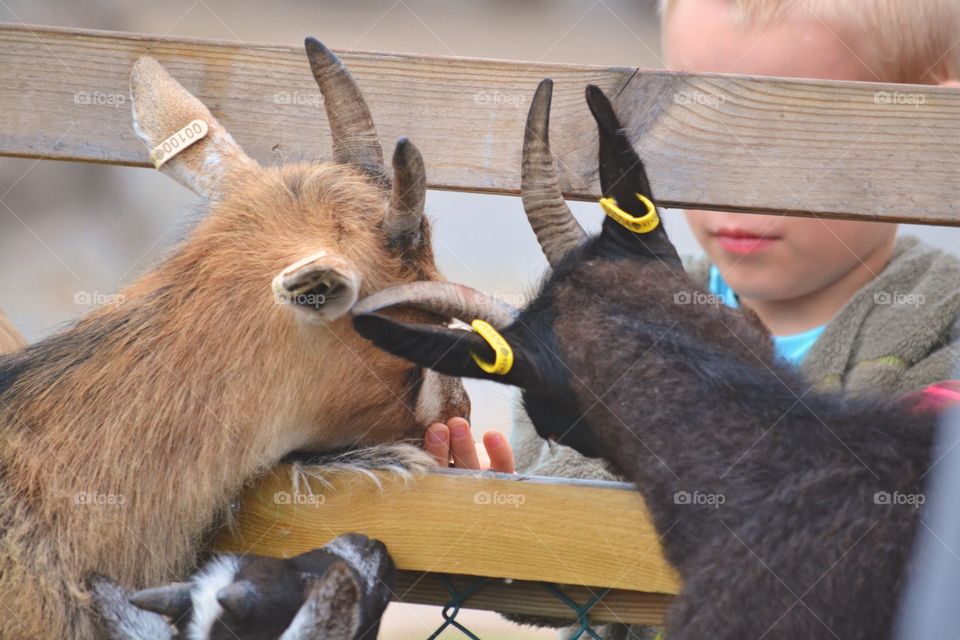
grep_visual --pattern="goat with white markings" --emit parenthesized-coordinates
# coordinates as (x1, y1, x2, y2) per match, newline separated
(92, 533, 395, 640)
(352, 81, 937, 639)
(0, 39, 464, 639)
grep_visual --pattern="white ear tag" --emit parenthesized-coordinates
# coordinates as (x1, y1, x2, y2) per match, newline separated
(150, 119, 209, 169)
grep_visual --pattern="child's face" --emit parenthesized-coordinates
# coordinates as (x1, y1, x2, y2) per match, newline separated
(665, 0, 898, 302)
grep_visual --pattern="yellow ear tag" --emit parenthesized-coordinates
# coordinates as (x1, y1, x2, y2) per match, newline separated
(599, 192, 660, 234)
(150, 119, 209, 169)
(469, 319, 514, 376)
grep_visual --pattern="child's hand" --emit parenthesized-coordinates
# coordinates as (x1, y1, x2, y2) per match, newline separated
(423, 417, 515, 473)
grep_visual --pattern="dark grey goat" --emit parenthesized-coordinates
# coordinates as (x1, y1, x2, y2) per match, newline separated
(93, 533, 394, 639)
(351, 80, 937, 639)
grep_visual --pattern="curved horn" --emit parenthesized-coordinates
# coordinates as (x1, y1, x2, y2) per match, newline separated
(352, 282, 520, 329)
(384, 138, 426, 247)
(305, 37, 384, 173)
(129, 583, 193, 620)
(522, 79, 587, 267)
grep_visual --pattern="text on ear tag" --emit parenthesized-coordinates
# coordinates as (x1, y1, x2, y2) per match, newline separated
(150, 119, 209, 169)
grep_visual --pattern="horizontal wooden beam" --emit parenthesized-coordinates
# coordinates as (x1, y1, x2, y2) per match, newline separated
(3, 24, 960, 224)
(214, 467, 680, 604)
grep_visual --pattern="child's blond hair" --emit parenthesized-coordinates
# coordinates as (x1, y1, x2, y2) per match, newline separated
(660, 0, 960, 84)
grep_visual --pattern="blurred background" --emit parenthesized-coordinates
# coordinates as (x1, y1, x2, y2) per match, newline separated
(2, 1, 958, 637)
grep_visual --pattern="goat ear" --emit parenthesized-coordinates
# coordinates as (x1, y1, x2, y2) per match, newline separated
(585, 85, 677, 260)
(353, 314, 487, 376)
(352, 313, 551, 392)
(273, 252, 361, 323)
(130, 57, 259, 198)
(284, 561, 364, 639)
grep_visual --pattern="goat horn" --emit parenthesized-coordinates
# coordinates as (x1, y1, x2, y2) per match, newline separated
(129, 583, 193, 620)
(216, 580, 259, 619)
(384, 138, 426, 247)
(522, 79, 587, 267)
(305, 37, 384, 174)
(352, 282, 519, 329)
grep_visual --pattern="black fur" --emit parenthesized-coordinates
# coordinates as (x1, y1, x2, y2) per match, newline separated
(353, 85, 936, 639)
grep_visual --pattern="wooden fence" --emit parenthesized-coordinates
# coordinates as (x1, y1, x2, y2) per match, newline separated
(3, 21, 958, 629)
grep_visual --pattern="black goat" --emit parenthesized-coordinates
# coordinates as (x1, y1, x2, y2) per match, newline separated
(92, 533, 395, 639)
(351, 80, 936, 639)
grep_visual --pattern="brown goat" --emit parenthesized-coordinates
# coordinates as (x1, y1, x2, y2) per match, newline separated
(353, 82, 935, 639)
(0, 39, 466, 639)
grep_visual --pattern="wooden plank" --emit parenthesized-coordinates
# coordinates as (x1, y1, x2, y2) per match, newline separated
(214, 467, 680, 595)
(392, 571, 671, 625)
(3, 23, 960, 224)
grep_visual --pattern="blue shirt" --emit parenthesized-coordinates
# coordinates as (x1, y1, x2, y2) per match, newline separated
(708, 266, 825, 367)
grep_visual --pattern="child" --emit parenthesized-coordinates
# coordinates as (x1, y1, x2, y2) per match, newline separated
(428, 0, 960, 471)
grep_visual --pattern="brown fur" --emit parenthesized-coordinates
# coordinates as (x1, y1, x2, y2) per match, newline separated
(0, 60, 465, 638)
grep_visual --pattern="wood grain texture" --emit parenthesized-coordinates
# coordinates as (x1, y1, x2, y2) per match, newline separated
(392, 571, 672, 625)
(2, 23, 960, 223)
(214, 467, 680, 595)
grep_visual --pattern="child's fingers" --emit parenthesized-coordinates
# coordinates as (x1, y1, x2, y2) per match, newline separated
(424, 423, 450, 467)
(483, 431, 516, 474)
(448, 417, 481, 469)
(476, 444, 492, 470)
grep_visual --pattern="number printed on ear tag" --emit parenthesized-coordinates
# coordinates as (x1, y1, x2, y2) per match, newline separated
(150, 119, 209, 169)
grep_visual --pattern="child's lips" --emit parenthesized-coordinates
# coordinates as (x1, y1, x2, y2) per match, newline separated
(712, 230, 780, 255)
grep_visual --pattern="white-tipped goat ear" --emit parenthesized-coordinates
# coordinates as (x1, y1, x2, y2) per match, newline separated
(279, 561, 363, 640)
(273, 252, 361, 323)
(129, 56, 259, 198)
